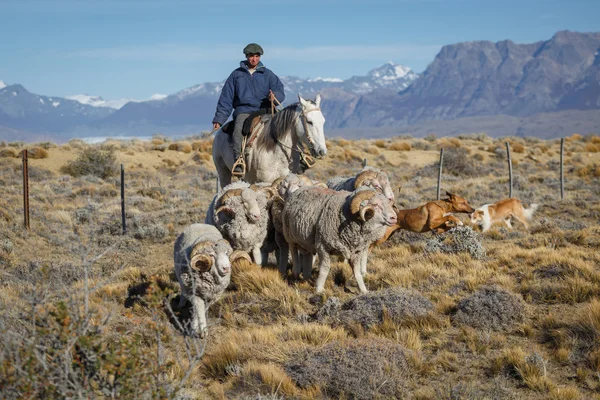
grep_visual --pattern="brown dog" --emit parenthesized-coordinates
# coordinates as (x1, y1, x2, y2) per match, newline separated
(374, 192, 475, 246)
(470, 198, 538, 232)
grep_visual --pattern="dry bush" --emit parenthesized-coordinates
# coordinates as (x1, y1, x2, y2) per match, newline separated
(0, 148, 17, 158)
(583, 143, 599, 153)
(323, 288, 435, 330)
(512, 143, 525, 153)
(452, 286, 526, 330)
(60, 147, 119, 179)
(491, 348, 555, 392)
(151, 138, 164, 146)
(192, 139, 213, 153)
(389, 141, 411, 151)
(285, 338, 411, 399)
(168, 142, 193, 153)
(590, 135, 600, 145)
(27, 146, 49, 159)
(425, 226, 486, 259)
(365, 146, 380, 155)
(568, 133, 584, 142)
(374, 139, 386, 148)
(440, 137, 462, 148)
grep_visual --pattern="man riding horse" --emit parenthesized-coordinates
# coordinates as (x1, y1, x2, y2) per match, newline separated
(212, 43, 286, 175)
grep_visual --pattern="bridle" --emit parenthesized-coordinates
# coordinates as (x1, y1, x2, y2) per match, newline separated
(272, 102, 320, 169)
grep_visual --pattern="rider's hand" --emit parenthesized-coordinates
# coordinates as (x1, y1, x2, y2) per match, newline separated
(213, 122, 221, 131)
(268, 90, 275, 101)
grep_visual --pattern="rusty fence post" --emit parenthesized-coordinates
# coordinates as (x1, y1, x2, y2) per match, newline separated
(506, 142, 513, 198)
(437, 148, 444, 200)
(121, 164, 126, 234)
(22, 149, 30, 230)
(560, 138, 565, 200)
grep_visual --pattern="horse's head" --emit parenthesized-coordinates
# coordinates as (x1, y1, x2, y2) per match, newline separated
(298, 94, 327, 159)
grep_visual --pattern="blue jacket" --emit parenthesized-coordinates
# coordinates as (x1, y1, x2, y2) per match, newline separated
(212, 61, 285, 126)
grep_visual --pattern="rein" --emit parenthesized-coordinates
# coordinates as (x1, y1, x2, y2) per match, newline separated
(270, 98, 318, 169)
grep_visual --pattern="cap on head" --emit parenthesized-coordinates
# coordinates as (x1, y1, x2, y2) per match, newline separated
(243, 43, 264, 56)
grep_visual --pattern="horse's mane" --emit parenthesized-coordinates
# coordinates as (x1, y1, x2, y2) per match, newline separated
(257, 100, 316, 149)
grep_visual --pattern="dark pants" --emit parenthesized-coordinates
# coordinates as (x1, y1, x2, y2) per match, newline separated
(232, 113, 250, 159)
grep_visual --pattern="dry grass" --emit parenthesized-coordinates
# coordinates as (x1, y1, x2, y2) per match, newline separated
(0, 133, 599, 398)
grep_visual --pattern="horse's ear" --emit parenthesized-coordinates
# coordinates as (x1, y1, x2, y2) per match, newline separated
(315, 93, 321, 108)
(298, 94, 308, 108)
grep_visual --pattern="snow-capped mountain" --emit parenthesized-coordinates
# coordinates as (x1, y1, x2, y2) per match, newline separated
(67, 93, 168, 109)
(0, 80, 6, 90)
(0, 84, 114, 135)
(281, 62, 418, 97)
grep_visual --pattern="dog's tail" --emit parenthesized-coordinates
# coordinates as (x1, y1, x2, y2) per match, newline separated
(523, 203, 539, 220)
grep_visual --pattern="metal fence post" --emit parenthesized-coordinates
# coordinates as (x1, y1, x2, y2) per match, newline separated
(506, 142, 513, 198)
(22, 149, 30, 230)
(121, 164, 126, 234)
(560, 138, 565, 200)
(437, 148, 444, 200)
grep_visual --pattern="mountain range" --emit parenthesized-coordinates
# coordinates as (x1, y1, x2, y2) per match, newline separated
(1, 30, 599, 142)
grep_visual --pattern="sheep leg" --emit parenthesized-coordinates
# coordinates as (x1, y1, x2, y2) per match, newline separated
(252, 246, 263, 266)
(260, 249, 269, 266)
(302, 253, 314, 281)
(315, 249, 331, 293)
(290, 243, 301, 278)
(189, 296, 207, 338)
(351, 252, 369, 294)
(359, 251, 369, 277)
(278, 243, 289, 276)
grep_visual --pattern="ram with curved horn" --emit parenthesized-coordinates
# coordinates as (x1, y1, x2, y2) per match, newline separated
(282, 186, 397, 293)
(174, 223, 251, 337)
(327, 166, 395, 203)
(205, 181, 270, 265)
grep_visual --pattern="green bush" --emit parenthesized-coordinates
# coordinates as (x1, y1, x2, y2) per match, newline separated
(61, 147, 119, 179)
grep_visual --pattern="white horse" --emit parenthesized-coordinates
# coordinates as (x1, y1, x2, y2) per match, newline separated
(212, 94, 327, 187)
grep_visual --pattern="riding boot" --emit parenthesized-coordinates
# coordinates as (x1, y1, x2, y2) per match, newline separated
(232, 113, 250, 175)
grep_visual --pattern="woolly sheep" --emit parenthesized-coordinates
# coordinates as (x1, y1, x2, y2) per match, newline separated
(205, 181, 275, 265)
(269, 174, 326, 274)
(282, 187, 397, 293)
(174, 223, 250, 337)
(326, 166, 395, 203)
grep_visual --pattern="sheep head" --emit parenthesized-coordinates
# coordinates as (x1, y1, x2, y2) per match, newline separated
(354, 168, 395, 203)
(240, 188, 263, 223)
(190, 240, 233, 277)
(350, 189, 397, 225)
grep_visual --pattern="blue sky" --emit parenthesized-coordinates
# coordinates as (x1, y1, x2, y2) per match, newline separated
(1, 0, 598, 100)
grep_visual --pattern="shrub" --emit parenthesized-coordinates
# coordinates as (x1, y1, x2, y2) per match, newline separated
(285, 338, 411, 399)
(584, 143, 599, 153)
(425, 226, 486, 260)
(61, 147, 119, 179)
(452, 286, 526, 330)
(440, 148, 481, 177)
(374, 139, 386, 148)
(0, 148, 17, 158)
(389, 141, 411, 151)
(27, 146, 49, 159)
(323, 288, 435, 329)
(168, 142, 193, 153)
(512, 143, 525, 153)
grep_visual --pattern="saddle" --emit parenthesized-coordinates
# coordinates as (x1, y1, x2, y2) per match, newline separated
(221, 109, 270, 137)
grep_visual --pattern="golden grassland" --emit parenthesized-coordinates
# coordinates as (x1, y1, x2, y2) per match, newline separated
(0, 133, 599, 399)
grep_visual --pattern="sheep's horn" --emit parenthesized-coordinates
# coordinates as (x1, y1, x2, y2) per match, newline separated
(216, 188, 244, 207)
(230, 250, 251, 263)
(350, 189, 377, 215)
(314, 182, 328, 189)
(190, 253, 212, 272)
(354, 170, 378, 190)
(262, 186, 277, 199)
(298, 175, 314, 186)
(271, 177, 285, 188)
(360, 205, 375, 222)
(215, 206, 235, 217)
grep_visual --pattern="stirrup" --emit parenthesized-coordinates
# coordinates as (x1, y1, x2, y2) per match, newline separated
(299, 152, 316, 169)
(232, 157, 246, 177)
